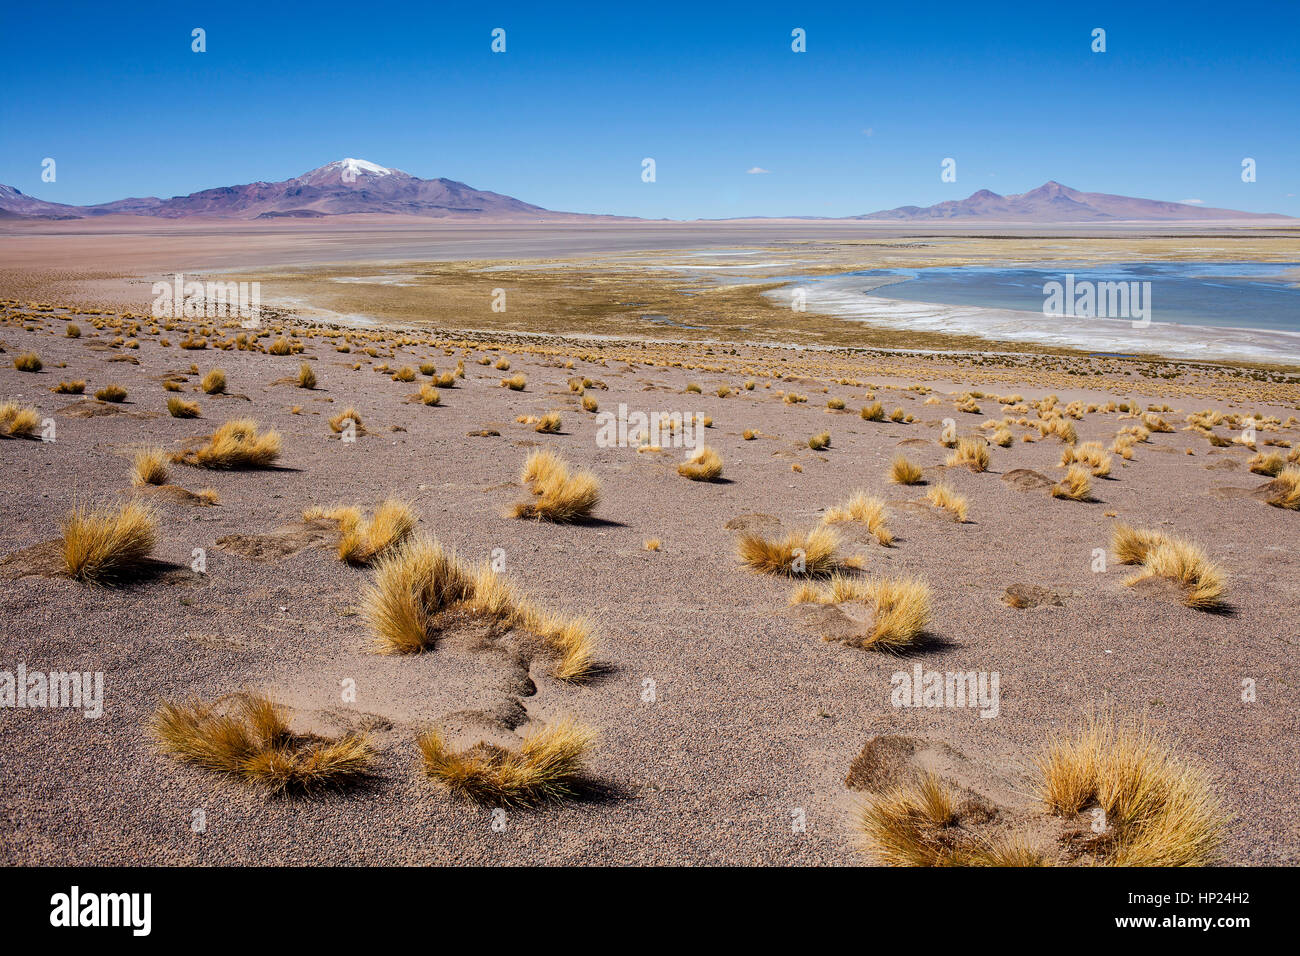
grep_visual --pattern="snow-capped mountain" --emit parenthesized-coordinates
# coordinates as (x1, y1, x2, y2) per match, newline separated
(0, 159, 562, 220)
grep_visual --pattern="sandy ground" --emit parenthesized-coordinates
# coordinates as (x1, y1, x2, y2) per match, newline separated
(1, 296, 1298, 865)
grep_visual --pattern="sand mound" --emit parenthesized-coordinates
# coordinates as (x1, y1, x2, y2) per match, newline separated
(214, 519, 339, 562)
(1002, 584, 1064, 608)
(1001, 468, 1054, 491)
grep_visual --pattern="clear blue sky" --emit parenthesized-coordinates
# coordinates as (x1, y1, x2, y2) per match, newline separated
(2, 0, 1297, 219)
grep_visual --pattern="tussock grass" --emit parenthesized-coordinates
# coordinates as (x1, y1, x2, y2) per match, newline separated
(334, 499, 417, 565)
(297, 363, 317, 389)
(130, 447, 169, 486)
(643, 538, 661, 551)
(511, 450, 600, 522)
(861, 401, 885, 421)
(391, 365, 416, 382)
(946, 436, 990, 472)
(1037, 714, 1226, 866)
(418, 717, 596, 806)
(166, 396, 200, 418)
(13, 352, 42, 372)
(534, 411, 562, 433)
(822, 491, 892, 546)
(857, 773, 960, 865)
(418, 384, 441, 406)
(62, 500, 157, 582)
(790, 574, 931, 650)
(268, 337, 293, 356)
(95, 384, 127, 403)
(364, 536, 595, 679)
(177, 418, 282, 469)
(737, 526, 839, 576)
(1063, 441, 1112, 477)
(500, 373, 527, 391)
(152, 691, 374, 795)
(926, 483, 969, 522)
(808, 430, 831, 450)
(329, 407, 365, 435)
(52, 380, 85, 394)
(1265, 467, 1300, 510)
(677, 444, 723, 481)
(889, 454, 925, 485)
(581, 394, 598, 412)
(0, 401, 41, 438)
(1051, 464, 1093, 501)
(1248, 451, 1284, 477)
(1112, 523, 1166, 565)
(200, 368, 226, 394)
(1114, 525, 1226, 609)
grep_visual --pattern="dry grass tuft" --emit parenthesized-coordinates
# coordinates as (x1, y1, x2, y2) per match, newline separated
(500, 373, 527, 390)
(363, 536, 596, 679)
(152, 691, 374, 795)
(1248, 451, 1284, 477)
(677, 444, 724, 481)
(822, 491, 892, 546)
(52, 380, 85, 394)
(534, 411, 562, 433)
(62, 500, 157, 582)
(925, 483, 969, 522)
(0, 401, 41, 438)
(737, 526, 839, 576)
(857, 773, 960, 865)
(946, 436, 990, 472)
(643, 538, 661, 551)
(1064, 441, 1112, 477)
(1265, 467, 1300, 510)
(200, 368, 226, 394)
(511, 450, 600, 522)
(329, 407, 365, 435)
(130, 447, 169, 486)
(297, 363, 317, 389)
(336, 499, 417, 565)
(808, 430, 831, 450)
(791, 573, 931, 650)
(418, 717, 596, 806)
(1051, 464, 1093, 501)
(95, 384, 127, 403)
(418, 384, 441, 405)
(1037, 714, 1227, 865)
(177, 418, 282, 469)
(166, 396, 201, 418)
(861, 401, 885, 421)
(889, 454, 924, 485)
(1127, 539, 1227, 610)
(13, 352, 42, 372)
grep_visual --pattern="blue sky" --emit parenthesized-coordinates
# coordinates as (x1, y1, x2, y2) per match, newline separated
(2, 1, 1297, 219)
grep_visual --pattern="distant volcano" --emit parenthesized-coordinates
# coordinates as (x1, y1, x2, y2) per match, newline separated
(0, 159, 594, 220)
(854, 181, 1290, 222)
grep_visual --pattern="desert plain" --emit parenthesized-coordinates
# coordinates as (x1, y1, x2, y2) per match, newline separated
(1, 218, 1298, 866)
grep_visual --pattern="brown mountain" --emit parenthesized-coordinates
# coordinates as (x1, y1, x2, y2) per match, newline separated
(0, 159, 591, 221)
(855, 181, 1290, 222)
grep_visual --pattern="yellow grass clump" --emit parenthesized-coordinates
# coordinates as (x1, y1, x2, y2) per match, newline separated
(95, 384, 127, 403)
(861, 401, 885, 421)
(391, 365, 416, 382)
(1064, 441, 1112, 477)
(62, 500, 157, 582)
(334, 499, 417, 566)
(677, 444, 723, 481)
(581, 394, 598, 413)
(1051, 464, 1093, 501)
(363, 536, 595, 679)
(152, 691, 374, 795)
(808, 430, 831, 450)
(926, 483, 969, 522)
(790, 574, 931, 650)
(889, 454, 925, 485)
(1248, 451, 1284, 477)
(166, 396, 200, 418)
(1114, 524, 1226, 609)
(177, 418, 282, 469)
(130, 447, 169, 486)
(1036, 714, 1227, 866)
(511, 449, 600, 522)
(297, 363, 317, 389)
(418, 384, 440, 406)
(13, 352, 42, 372)
(534, 411, 562, 433)
(822, 491, 893, 546)
(329, 407, 365, 435)
(500, 373, 527, 391)
(946, 436, 990, 472)
(0, 401, 41, 438)
(200, 368, 226, 394)
(418, 717, 596, 806)
(737, 526, 839, 576)
(52, 380, 85, 394)
(1264, 467, 1300, 510)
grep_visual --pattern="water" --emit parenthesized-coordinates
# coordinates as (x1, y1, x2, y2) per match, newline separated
(770, 261, 1300, 363)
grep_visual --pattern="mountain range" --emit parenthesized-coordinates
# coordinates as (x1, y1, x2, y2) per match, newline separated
(0, 161, 1290, 222)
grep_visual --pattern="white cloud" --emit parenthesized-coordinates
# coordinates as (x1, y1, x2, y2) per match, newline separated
(1177, 198, 1205, 205)
(745, 166, 771, 175)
